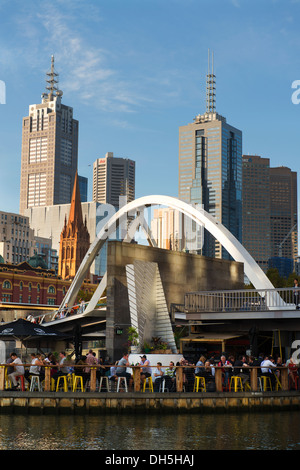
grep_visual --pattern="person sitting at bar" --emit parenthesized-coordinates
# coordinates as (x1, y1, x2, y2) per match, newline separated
(8, 352, 25, 390)
(260, 355, 277, 390)
(153, 362, 164, 391)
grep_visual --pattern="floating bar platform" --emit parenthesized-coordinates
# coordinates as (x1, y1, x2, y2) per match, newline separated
(1, 390, 300, 415)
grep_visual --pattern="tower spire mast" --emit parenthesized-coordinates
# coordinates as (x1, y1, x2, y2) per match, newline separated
(46, 55, 59, 100)
(206, 49, 216, 113)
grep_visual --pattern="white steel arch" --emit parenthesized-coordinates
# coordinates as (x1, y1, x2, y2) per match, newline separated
(60, 195, 275, 312)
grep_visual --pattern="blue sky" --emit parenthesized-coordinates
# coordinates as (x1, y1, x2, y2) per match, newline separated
(1, 0, 300, 214)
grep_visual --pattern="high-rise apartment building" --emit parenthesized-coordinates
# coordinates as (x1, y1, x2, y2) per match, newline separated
(242, 156, 298, 275)
(269, 166, 298, 262)
(93, 152, 135, 207)
(19, 56, 78, 214)
(178, 53, 242, 259)
(242, 155, 271, 273)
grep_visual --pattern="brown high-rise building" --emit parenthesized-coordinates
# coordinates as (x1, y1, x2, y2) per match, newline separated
(93, 152, 135, 207)
(58, 172, 90, 280)
(19, 56, 78, 215)
(242, 155, 271, 273)
(242, 155, 298, 275)
(269, 166, 298, 262)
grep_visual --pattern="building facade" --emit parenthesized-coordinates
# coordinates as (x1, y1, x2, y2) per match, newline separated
(19, 56, 79, 214)
(178, 54, 242, 259)
(93, 152, 135, 207)
(242, 155, 271, 273)
(0, 211, 35, 264)
(269, 166, 298, 263)
(242, 156, 298, 276)
(179, 112, 242, 259)
(0, 261, 69, 306)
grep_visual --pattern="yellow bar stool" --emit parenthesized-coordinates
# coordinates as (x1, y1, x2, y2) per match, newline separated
(230, 376, 243, 392)
(72, 375, 84, 392)
(193, 376, 206, 392)
(143, 376, 154, 392)
(261, 375, 272, 391)
(56, 375, 68, 392)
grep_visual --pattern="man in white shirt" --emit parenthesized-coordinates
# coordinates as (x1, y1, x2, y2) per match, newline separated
(8, 352, 25, 389)
(260, 355, 276, 389)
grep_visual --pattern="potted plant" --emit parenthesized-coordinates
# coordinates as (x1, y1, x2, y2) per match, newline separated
(127, 326, 139, 353)
(142, 341, 151, 353)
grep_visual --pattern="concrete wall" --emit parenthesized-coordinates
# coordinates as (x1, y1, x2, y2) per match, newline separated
(105, 241, 244, 361)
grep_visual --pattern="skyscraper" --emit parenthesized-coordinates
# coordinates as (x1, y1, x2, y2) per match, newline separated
(269, 166, 298, 263)
(19, 56, 79, 215)
(242, 156, 298, 276)
(242, 155, 271, 273)
(178, 52, 242, 259)
(93, 152, 135, 207)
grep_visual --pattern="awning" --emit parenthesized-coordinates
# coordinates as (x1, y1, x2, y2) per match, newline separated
(179, 332, 245, 353)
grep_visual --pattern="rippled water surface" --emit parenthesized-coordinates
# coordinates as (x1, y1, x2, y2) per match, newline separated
(0, 411, 299, 450)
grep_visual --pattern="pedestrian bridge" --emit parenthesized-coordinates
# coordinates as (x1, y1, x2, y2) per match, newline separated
(179, 286, 300, 321)
(36, 286, 300, 327)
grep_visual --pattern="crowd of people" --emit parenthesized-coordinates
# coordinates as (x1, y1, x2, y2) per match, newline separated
(5, 349, 111, 391)
(111, 350, 300, 393)
(4, 349, 300, 392)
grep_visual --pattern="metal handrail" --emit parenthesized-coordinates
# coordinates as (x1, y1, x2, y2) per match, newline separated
(184, 287, 298, 312)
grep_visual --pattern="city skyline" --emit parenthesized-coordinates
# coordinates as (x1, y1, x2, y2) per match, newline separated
(1, 0, 300, 221)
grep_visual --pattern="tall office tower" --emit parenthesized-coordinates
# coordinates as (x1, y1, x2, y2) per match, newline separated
(242, 157, 298, 277)
(269, 166, 298, 265)
(178, 52, 242, 259)
(19, 56, 79, 215)
(93, 152, 135, 207)
(242, 155, 271, 273)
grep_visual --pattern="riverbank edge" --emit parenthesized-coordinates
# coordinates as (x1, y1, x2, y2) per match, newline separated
(0, 391, 300, 414)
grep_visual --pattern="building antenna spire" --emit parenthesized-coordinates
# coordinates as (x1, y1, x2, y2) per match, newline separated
(206, 49, 216, 113)
(45, 55, 62, 100)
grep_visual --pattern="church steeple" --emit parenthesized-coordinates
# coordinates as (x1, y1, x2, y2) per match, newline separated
(58, 172, 90, 280)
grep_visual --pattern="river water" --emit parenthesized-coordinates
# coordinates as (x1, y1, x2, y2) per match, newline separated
(0, 410, 299, 451)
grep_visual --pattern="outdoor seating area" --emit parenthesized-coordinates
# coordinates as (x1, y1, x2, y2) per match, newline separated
(0, 361, 296, 394)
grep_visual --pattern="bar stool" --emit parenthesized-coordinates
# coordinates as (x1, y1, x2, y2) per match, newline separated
(30, 375, 42, 392)
(261, 375, 272, 391)
(5, 369, 12, 390)
(193, 376, 206, 392)
(72, 375, 84, 392)
(56, 375, 68, 392)
(230, 376, 243, 392)
(67, 373, 74, 390)
(99, 376, 110, 392)
(143, 376, 154, 392)
(116, 376, 128, 392)
(158, 378, 168, 392)
(16, 375, 25, 391)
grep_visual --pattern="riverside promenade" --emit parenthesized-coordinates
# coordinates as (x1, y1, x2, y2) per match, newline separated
(0, 364, 300, 414)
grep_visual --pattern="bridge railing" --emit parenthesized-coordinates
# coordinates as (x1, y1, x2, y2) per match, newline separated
(33, 297, 107, 324)
(184, 287, 297, 313)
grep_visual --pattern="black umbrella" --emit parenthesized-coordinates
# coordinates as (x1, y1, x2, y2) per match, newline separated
(0, 318, 66, 342)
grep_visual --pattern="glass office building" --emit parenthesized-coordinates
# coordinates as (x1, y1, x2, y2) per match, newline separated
(179, 112, 242, 259)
